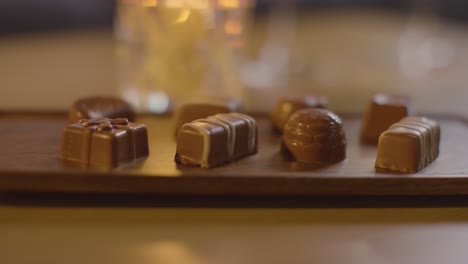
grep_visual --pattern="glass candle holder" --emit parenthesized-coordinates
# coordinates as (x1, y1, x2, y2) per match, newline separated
(115, 0, 255, 114)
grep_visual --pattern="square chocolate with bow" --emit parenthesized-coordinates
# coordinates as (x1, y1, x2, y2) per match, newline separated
(60, 118, 149, 167)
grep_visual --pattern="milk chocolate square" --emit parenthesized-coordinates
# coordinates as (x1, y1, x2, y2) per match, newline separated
(61, 123, 95, 163)
(361, 94, 410, 144)
(61, 118, 149, 167)
(115, 123, 149, 159)
(89, 128, 132, 167)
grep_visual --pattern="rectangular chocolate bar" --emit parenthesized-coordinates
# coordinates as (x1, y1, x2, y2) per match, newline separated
(174, 97, 242, 135)
(175, 121, 231, 168)
(375, 116, 440, 173)
(401, 116, 440, 159)
(208, 113, 258, 160)
(175, 113, 257, 168)
(61, 118, 149, 167)
(375, 127, 424, 173)
(389, 122, 431, 166)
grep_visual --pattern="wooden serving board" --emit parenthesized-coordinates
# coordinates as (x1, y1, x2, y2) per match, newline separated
(1, 113, 468, 196)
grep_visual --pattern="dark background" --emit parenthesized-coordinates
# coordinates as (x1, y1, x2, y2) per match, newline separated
(1, 0, 467, 35)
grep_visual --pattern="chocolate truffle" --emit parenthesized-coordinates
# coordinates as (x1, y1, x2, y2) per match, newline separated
(175, 113, 257, 168)
(271, 96, 327, 133)
(361, 94, 410, 144)
(61, 118, 149, 167)
(68, 96, 135, 124)
(174, 97, 242, 135)
(282, 109, 346, 164)
(375, 116, 440, 173)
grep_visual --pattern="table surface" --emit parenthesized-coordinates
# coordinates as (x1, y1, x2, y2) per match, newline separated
(2, 114, 468, 196)
(4, 198, 468, 264)
(4, 11, 468, 264)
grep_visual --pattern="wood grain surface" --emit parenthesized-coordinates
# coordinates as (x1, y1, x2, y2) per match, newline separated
(1, 113, 467, 196)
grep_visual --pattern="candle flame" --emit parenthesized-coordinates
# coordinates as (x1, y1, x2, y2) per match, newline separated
(175, 8, 191, 23)
(219, 0, 239, 8)
(143, 0, 158, 7)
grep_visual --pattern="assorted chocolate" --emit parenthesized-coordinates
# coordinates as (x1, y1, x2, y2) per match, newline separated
(61, 118, 149, 167)
(68, 96, 135, 124)
(361, 94, 410, 144)
(271, 95, 327, 133)
(175, 113, 257, 168)
(58, 93, 445, 174)
(375, 116, 440, 173)
(282, 109, 347, 164)
(174, 97, 242, 135)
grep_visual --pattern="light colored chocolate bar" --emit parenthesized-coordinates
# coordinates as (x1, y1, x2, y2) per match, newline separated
(375, 127, 424, 173)
(375, 116, 440, 173)
(173, 97, 242, 135)
(401, 116, 440, 159)
(175, 113, 257, 168)
(389, 123, 431, 166)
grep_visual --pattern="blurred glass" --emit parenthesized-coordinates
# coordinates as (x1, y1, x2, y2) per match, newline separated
(398, 0, 450, 79)
(115, 0, 254, 113)
(115, 0, 468, 115)
(238, 0, 468, 115)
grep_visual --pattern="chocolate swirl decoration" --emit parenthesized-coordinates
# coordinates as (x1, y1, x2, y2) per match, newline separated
(79, 118, 129, 132)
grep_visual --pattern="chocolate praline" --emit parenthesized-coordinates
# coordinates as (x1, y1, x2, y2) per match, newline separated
(282, 108, 346, 164)
(271, 96, 327, 133)
(360, 93, 410, 144)
(60, 118, 149, 167)
(68, 96, 135, 124)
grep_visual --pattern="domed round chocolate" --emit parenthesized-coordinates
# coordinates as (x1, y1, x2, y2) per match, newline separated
(271, 96, 327, 133)
(282, 109, 346, 164)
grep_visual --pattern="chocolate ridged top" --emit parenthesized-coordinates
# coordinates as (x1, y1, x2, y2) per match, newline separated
(271, 95, 327, 133)
(173, 97, 243, 135)
(283, 109, 346, 163)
